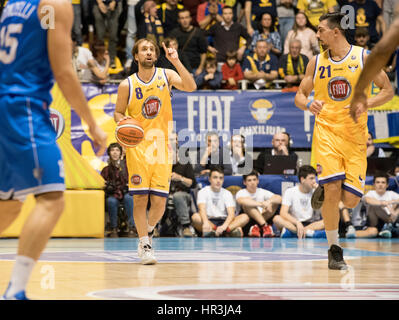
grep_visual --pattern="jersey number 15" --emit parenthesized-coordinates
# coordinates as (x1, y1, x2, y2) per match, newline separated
(0, 24, 23, 64)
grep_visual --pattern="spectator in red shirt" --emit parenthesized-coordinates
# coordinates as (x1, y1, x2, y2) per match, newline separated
(197, 0, 224, 30)
(221, 50, 244, 89)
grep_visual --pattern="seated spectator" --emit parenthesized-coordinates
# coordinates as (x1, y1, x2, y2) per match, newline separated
(296, 0, 336, 30)
(248, 12, 282, 57)
(157, 0, 185, 36)
(351, 172, 399, 238)
(367, 132, 386, 158)
(206, 6, 251, 62)
(195, 58, 223, 89)
(137, 0, 165, 47)
(279, 39, 309, 88)
(394, 162, 399, 176)
(92, 0, 122, 68)
(170, 9, 209, 76)
(254, 132, 298, 174)
(157, 37, 193, 73)
(236, 170, 282, 237)
(101, 143, 136, 238)
(245, 0, 278, 37)
(181, 0, 203, 27)
(277, 0, 296, 47)
(284, 12, 319, 61)
(72, 36, 96, 79)
(342, 0, 385, 46)
(168, 132, 197, 237)
(221, 50, 244, 90)
(229, 133, 253, 175)
(195, 131, 233, 176)
(81, 40, 110, 84)
(192, 167, 249, 237)
(273, 165, 326, 238)
(354, 27, 372, 50)
(197, 0, 224, 30)
(338, 201, 357, 238)
(243, 39, 278, 89)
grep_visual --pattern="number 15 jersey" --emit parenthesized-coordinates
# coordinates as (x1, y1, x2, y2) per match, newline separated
(0, 0, 53, 104)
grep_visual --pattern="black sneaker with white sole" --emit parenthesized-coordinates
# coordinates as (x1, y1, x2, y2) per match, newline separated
(311, 185, 324, 210)
(328, 244, 348, 270)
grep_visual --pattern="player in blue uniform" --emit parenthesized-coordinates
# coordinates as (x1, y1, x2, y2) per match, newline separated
(0, 0, 107, 299)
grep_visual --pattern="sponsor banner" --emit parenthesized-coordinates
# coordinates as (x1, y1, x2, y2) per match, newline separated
(75, 85, 316, 149)
(74, 85, 399, 151)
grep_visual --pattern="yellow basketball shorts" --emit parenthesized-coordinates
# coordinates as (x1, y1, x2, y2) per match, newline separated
(313, 123, 367, 198)
(126, 140, 172, 198)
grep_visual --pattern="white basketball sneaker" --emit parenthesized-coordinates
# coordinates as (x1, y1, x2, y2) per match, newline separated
(138, 242, 157, 265)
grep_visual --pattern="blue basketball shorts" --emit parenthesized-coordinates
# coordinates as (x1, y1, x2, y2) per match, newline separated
(0, 95, 65, 201)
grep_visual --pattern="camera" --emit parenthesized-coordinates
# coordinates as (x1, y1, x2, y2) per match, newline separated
(105, 182, 115, 195)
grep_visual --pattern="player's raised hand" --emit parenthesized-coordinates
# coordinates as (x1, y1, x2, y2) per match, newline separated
(348, 91, 368, 123)
(162, 42, 179, 63)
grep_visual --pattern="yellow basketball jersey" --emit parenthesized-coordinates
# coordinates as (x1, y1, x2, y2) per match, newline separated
(313, 45, 370, 144)
(126, 68, 173, 142)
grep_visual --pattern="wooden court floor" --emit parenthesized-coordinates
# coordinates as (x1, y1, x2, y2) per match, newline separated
(0, 237, 398, 300)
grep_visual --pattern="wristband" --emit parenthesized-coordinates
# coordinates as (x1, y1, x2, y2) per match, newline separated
(306, 100, 313, 109)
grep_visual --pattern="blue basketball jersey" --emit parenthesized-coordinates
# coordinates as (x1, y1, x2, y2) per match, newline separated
(0, 0, 53, 104)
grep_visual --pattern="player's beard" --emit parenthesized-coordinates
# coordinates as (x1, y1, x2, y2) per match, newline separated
(139, 59, 155, 69)
(319, 40, 328, 51)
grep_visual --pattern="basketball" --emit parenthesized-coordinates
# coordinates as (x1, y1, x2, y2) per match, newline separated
(115, 118, 144, 148)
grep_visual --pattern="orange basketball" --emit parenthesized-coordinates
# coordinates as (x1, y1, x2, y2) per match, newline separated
(115, 118, 144, 148)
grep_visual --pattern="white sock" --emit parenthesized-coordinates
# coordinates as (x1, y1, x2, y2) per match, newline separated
(306, 229, 315, 238)
(139, 236, 150, 246)
(5, 255, 35, 298)
(147, 225, 155, 233)
(326, 229, 339, 248)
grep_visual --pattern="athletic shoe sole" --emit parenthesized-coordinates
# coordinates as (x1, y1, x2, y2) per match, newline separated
(311, 185, 324, 210)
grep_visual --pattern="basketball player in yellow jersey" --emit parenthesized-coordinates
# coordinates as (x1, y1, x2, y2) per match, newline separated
(295, 13, 394, 270)
(114, 39, 196, 265)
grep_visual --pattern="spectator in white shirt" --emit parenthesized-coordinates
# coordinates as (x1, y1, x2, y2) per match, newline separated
(72, 37, 96, 79)
(192, 166, 249, 237)
(81, 40, 110, 84)
(236, 170, 282, 237)
(354, 172, 399, 238)
(273, 165, 325, 238)
(229, 134, 253, 176)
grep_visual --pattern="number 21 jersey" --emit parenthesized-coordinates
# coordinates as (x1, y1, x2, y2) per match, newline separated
(313, 45, 369, 145)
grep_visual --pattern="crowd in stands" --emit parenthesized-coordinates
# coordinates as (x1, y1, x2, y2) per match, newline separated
(75, 1, 398, 238)
(103, 128, 399, 239)
(71, 0, 398, 89)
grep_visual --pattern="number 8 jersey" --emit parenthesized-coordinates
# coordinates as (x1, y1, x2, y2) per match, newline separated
(126, 67, 173, 143)
(313, 45, 370, 145)
(125, 67, 173, 197)
(0, 0, 53, 105)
